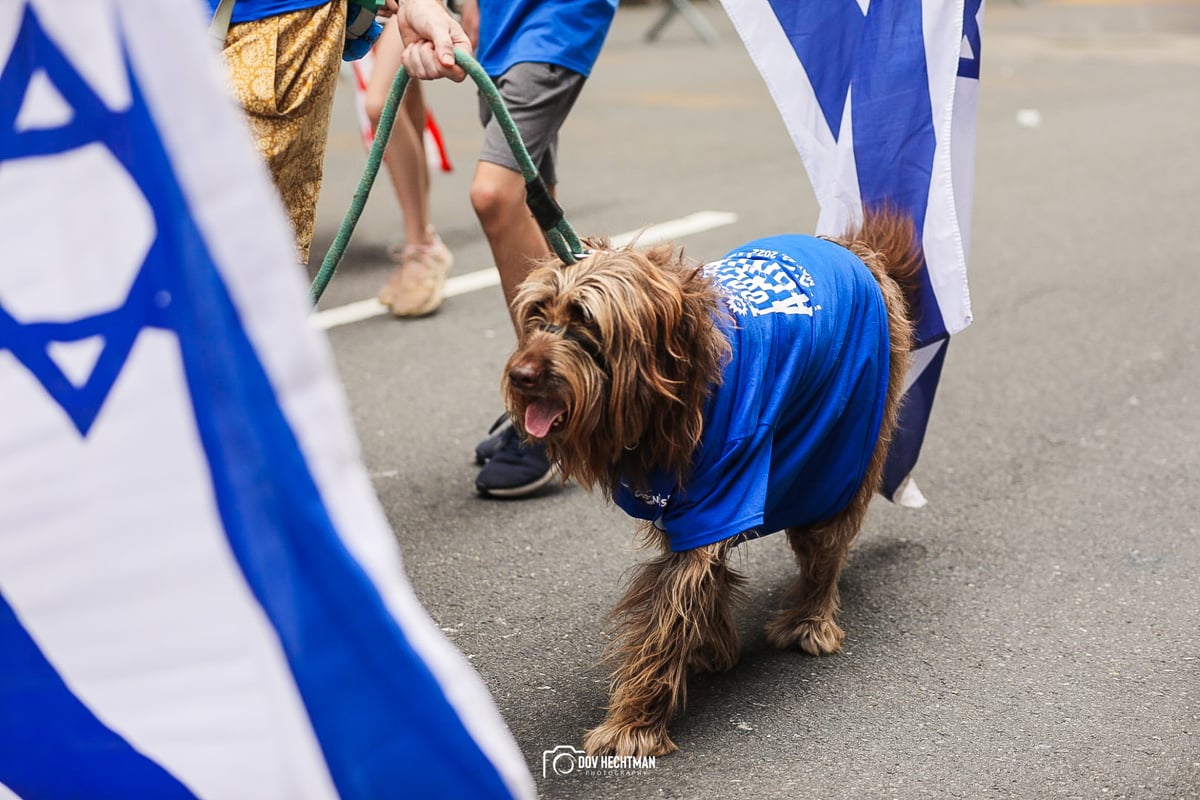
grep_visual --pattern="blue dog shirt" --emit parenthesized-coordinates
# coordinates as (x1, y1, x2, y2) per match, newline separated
(614, 235, 891, 551)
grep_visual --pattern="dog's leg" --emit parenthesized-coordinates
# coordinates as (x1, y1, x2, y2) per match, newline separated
(583, 540, 742, 757)
(766, 222, 912, 658)
(764, 501, 865, 656)
(687, 545, 745, 675)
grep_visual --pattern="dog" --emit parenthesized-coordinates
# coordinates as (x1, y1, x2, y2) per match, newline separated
(502, 207, 922, 758)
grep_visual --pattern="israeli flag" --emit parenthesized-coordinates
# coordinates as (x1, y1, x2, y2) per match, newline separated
(719, 0, 984, 505)
(0, 2, 534, 798)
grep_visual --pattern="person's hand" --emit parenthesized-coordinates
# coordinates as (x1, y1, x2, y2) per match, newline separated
(378, 0, 399, 18)
(395, 0, 472, 82)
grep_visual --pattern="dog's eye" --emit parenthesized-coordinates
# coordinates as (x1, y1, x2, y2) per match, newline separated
(567, 303, 591, 325)
(522, 303, 548, 329)
(567, 325, 607, 374)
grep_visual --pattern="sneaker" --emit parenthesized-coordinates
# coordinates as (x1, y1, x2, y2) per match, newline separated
(475, 425, 557, 498)
(378, 231, 452, 317)
(474, 413, 512, 465)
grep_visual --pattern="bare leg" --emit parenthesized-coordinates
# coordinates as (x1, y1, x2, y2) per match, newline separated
(583, 540, 743, 757)
(366, 24, 453, 316)
(469, 160, 550, 327)
(365, 23, 433, 249)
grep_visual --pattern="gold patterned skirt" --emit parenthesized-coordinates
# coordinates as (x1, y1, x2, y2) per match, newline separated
(220, 1, 346, 263)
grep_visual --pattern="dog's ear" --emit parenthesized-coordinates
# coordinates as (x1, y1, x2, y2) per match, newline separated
(589, 245, 728, 486)
(510, 261, 564, 334)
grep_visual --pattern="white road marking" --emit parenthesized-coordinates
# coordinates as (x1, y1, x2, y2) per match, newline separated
(311, 210, 738, 331)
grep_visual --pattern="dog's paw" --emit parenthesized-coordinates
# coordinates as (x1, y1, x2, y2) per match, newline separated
(765, 614, 845, 656)
(583, 720, 678, 758)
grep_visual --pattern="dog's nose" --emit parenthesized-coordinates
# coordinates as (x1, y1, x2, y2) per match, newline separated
(508, 363, 541, 390)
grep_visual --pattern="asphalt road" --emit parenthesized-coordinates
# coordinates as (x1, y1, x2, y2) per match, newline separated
(308, 2, 1200, 797)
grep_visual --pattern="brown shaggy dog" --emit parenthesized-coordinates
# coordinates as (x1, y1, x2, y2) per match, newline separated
(502, 208, 922, 758)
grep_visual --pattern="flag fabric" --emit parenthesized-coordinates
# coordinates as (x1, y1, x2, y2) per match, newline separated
(718, 0, 983, 505)
(0, 2, 534, 798)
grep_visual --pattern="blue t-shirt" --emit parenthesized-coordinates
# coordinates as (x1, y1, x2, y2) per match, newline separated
(206, 0, 331, 25)
(614, 235, 891, 552)
(477, 0, 618, 78)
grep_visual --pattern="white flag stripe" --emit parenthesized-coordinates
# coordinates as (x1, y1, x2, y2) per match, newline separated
(921, 0, 976, 336)
(312, 210, 739, 331)
(949, 76, 980, 320)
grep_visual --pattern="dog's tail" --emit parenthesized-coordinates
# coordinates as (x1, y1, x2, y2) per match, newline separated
(835, 204, 924, 304)
(829, 204, 921, 492)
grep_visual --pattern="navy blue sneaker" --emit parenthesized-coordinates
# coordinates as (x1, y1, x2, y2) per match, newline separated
(474, 414, 512, 465)
(475, 425, 557, 498)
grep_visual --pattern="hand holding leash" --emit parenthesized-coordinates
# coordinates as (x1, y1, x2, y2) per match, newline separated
(311, 47, 583, 304)
(395, 0, 472, 81)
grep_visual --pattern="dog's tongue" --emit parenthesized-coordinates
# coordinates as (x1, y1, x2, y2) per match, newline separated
(525, 399, 566, 439)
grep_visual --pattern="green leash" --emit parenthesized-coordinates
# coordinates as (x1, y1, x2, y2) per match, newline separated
(309, 48, 584, 305)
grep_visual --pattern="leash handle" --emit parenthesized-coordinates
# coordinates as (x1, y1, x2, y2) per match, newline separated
(310, 49, 583, 306)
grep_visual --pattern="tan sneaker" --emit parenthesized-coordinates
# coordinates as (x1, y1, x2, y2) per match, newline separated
(378, 234, 453, 317)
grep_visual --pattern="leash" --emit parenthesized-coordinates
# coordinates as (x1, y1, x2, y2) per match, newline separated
(310, 48, 584, 305)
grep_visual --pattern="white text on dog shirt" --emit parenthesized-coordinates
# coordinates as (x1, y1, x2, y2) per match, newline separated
(704, 252, 817, 318)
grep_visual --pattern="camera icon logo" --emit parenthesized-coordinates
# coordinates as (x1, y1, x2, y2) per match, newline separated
(542, 744, 585, 777)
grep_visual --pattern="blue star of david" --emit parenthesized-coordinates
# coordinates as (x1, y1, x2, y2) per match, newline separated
(0, 6, 189, 436)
